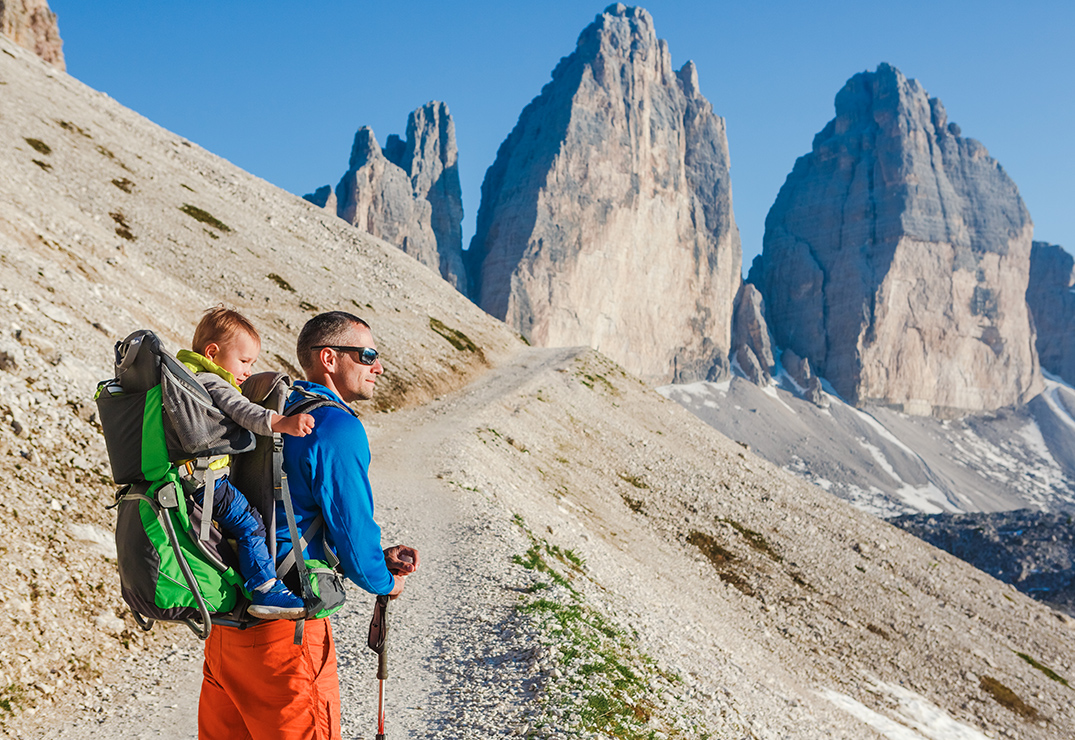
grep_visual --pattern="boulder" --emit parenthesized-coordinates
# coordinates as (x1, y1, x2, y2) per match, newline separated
(1027, 242, 1075, 386)
(757, 63, 1040, 415)
(781, 348, 826, 407)
(732, 283, 773, 381)
(0, 0, 63, 70)
(466, 4, 741, 384)
(735, 345, 767, 386)
(333, 102, 465, 290)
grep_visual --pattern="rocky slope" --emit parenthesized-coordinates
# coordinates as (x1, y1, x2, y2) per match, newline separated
(466, 3, 742, 384)
(309, 101, 467, 291)
(0, 32, 516, 726)
(0, 0, 62, 70)
(755, 63, 1041, 416)
(891, 509, 1075, 616)
(1027, 241, 1075, 387)
(662, 373, 1075, 518)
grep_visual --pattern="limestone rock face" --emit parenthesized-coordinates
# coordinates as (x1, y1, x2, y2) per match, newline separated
(334, 102, 465, 290)
(0, 0, 64, 70)
(466, 4, 741, 384)
(732, 283, 773, 382)
(757, 63, 1040, 415)
(1027, 242, 1075, 386)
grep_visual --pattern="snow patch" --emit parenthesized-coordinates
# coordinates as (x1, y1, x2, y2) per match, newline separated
(821, 679, 989, 740)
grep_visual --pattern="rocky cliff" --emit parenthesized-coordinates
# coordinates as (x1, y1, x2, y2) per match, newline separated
(0, 0, 63, 70)
(324, 101, 466, 291)
(756, 63, 1040, 415)
(466, 4, 742, 384)
(1027, 242, 1075, 386)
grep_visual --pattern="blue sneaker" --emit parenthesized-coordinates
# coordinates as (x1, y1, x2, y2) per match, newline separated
(248, 581, 306, 620)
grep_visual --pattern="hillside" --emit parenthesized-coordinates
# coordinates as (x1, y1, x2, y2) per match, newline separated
(0, 31, 517, 727)
(2, 27, 1075, 740)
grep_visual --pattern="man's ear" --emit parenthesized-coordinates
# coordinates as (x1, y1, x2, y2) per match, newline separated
(204, 342, 220, 361)
(319, 346, 337, 372)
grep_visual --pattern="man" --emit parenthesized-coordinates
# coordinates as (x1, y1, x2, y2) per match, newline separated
(199, 311, 420, 740)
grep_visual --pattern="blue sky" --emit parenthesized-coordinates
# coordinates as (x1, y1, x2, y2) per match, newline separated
(51, 1, 1074, 270)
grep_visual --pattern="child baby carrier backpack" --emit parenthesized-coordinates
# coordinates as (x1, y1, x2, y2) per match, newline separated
(95, 330, 346, 640)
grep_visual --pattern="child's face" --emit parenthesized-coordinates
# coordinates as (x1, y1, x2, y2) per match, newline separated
(207, 331, 261, 385)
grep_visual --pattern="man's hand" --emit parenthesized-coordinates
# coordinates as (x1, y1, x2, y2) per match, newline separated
(271, 412, 316, 437)
(384, 544, 420, 575)
(388, 574, 406, 600)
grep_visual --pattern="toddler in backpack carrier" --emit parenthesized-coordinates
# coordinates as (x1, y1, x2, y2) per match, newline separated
(174, 306, 318, 621)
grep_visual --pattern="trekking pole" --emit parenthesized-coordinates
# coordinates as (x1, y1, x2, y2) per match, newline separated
(368, 594, 390, 740)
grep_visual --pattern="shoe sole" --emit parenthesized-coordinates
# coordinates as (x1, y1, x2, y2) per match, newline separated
(247, 605, 307, 620)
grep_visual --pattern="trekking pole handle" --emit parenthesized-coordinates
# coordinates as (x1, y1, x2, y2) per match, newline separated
(378, 644, 388, 680)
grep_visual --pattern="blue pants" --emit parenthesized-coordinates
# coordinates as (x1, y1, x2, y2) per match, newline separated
(193, 476, 276, 592)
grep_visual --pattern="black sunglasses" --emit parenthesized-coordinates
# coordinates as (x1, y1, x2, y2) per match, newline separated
(311, 345, 379, 366)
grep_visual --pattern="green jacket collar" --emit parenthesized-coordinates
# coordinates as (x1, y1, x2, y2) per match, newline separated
(176, 349, 239, 390)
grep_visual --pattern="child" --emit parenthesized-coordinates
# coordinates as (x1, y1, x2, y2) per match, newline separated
(176, 306, 316, 620)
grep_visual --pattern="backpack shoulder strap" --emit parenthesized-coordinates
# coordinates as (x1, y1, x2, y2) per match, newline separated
(284, 387, 359, 419)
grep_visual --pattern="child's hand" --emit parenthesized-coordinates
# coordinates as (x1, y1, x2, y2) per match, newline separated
(271, 413, 316, 437)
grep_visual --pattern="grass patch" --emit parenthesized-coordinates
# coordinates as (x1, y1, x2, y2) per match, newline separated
(618, 472, 649, 489)
(180, 183, 196, 192)
(299, 301, 319, 312)
(687, 530, 755, 597)
(180, 204, 231, 232)
(621, 493, 644, 514)
(267, 273, 295, 292)
(511, 516, 704, 739)
(32, 159, 51, 171)
(1015, 652, 1069, 687)
(273, 353, 303, 380)
(24, 137, 51, 155)
(429, 317, 484, 361)
(0, 682, 28, 715)
(980, 676, 1038, 719)
(719, 518, 783, 562)
(57, 120, 91, 137)
(111, 177, 134, 193)
(110, 211, 136, 241)
(866, 624, 890, 639)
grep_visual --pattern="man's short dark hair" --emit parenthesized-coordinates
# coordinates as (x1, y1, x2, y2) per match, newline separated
(296, 311, 371, 374)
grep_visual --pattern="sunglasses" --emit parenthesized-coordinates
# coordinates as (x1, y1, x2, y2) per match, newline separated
(311, 345, 380, 366)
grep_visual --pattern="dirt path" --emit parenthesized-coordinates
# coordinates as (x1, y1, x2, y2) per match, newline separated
(28, 346, 562, 739)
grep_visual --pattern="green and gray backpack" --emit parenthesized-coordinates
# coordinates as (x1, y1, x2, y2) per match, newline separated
(95, 330, 346, 640)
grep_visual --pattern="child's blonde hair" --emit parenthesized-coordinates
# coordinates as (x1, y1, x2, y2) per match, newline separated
(192, 305, 260, 355)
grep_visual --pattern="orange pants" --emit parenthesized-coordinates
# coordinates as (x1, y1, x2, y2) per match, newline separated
(199, 618, 341, 740)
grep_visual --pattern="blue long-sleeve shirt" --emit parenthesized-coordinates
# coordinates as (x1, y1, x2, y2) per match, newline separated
(277, 380, 394, 595)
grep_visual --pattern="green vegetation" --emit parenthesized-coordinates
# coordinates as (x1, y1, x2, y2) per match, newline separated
(429, 317, 483, 358)
(1015, 652, 1070, 687)
(299, 301, 319, 312)
(31, 159, 51, 171)
(687, 530, 755, 597)
(0, 682, 27, 715)
(980, 675, 1038, 719)
(24, 137, 51, 155)
(511, 516, 705, 739)
(57, 119, 91, 137)
(180, 183, 196, 192)
(267, 273, 295, 293)
(719, 518, 782, 562)
(110, 211, 136, 241)
(180, 204, 231, 232)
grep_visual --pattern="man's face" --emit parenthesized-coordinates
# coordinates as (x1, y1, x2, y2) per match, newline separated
(330, 324, 383, 403)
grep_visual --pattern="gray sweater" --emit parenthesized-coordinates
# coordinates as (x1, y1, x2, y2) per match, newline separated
(198, 373, 274, 437)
